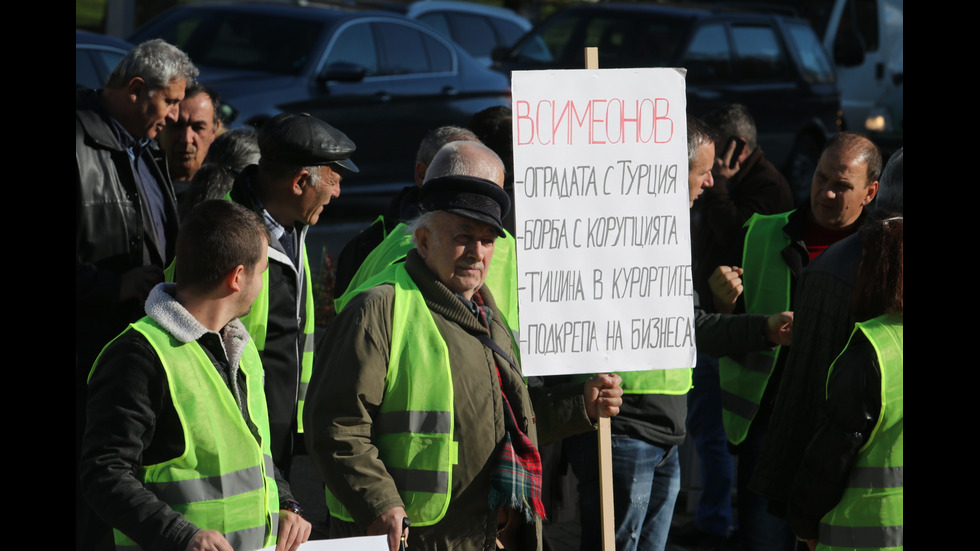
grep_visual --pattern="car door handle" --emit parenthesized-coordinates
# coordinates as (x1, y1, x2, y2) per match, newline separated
(442, 86, 459, 96)
(375, 91, 391, 102)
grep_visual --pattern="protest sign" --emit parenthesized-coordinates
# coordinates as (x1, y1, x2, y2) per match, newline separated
(511, 67, 696, 377)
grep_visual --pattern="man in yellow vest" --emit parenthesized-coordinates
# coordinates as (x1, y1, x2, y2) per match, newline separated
(227, 112, 358, 477)
(334, 125, 480, 298)
(305, 141, 623, 551)
(709, 133, 881, 551)
(764, 148, 903, 548)
(565, 117, 793, 551)
(80, 200, 312, 551)
(334, 135, 521, 334)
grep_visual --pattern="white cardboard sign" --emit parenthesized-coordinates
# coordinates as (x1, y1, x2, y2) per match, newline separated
(259, 534, 388, 550)
(511, 68, 696, 377)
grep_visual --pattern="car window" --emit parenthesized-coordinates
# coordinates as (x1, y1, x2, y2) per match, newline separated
(514, 10, 689, 68)
(512, 13, 577, 64)
(136, 11, 323, 75)
(421, 30, 453, 72)
(593, 15, 688, 68)
(682, 23, 733, 82)
(445, 12, 498, 59)
(490, 18, 526, 47)
(840, 0, 880, 51)
(417, 12, 451, 36)
(96, 50, 126, 74)
(784, 22, 835, 84)
(375, 22, 453, 75)
(326, 22, 380, 76)
(731, 25, 791, 79)
(76, 47, 127, 89)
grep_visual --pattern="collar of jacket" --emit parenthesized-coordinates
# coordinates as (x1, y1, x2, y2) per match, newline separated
(230, 165, 309, 268)
(145, 282, 249, 357)
(404, 249, 497, 337)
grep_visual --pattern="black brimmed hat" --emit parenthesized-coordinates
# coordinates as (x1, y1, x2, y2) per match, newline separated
(258, 112, 359, 173)
(420, 175, 510, 236)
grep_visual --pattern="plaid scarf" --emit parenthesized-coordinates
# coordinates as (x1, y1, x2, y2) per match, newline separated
(461, 292, 546, 523)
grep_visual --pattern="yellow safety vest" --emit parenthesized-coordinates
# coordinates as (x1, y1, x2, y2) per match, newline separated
(91, 318, 279, 550)
(325, 264, 458, 526)
(818, 315, 903, 551)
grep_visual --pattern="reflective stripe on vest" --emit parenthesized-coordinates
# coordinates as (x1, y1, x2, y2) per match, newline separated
(91, 318, 279, 550)
(335, 221, 520, 332)
(719, 211, 793, 445)
(818, 315, 903, 551)
(325, 264, 457, 526)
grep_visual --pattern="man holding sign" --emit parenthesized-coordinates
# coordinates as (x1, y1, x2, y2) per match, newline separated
(305, 141, 622, 551)
(561, 116, 786, 551)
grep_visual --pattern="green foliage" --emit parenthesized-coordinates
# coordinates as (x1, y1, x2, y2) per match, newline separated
(76, 0, 107, 32)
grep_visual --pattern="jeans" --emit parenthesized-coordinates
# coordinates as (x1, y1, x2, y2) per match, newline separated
(737, 425, 796, 551)
(565, 432, 680, 551)
(687, 354, 735, 537)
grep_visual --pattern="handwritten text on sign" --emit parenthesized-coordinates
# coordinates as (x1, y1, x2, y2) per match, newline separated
(511, 69, 696, 377)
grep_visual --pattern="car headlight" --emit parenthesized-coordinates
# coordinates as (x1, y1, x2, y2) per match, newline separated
(864, 106, 891, 132)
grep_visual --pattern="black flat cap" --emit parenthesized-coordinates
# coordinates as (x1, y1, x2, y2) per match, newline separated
(258, 112, 359, 172)
(420, 175, 511, 236)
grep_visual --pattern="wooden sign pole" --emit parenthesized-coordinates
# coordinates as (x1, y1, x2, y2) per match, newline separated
(584, 45, 616, 551)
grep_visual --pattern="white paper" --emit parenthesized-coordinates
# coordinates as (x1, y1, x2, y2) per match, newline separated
(511, 68, 697, 377)
(259, 534, 388, 551)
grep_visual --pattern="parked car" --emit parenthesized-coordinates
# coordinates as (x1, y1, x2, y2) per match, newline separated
(392, 1, 532, 66)
(753, 0, 902, 137)
(129, 2, 511, 200)
(76, 30, 132, 89)
(492, 3, 840, 203)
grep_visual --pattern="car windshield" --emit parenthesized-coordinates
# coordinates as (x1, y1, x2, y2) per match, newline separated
(510, 9, 692, 69)
(133, 10, 325, 75)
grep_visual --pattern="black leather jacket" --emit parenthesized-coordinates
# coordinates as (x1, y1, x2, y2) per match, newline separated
(75, 89, 179, 362)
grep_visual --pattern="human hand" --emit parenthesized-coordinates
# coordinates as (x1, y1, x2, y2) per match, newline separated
(276, 509, 312, 551)
(709, 266, 744, 314)
(764, 311, 793, 346)
(185, 529, 233, 551)
(714, 138, 741, 181)
(368, 506, 408, 551)
(583, 373, 624, 420)
(119, 265, 164, 302)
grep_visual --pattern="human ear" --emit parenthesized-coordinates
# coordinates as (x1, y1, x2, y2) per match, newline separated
(227, 264, 246, 292)
(415, 227, 430, 259)
(863, 180, 880, 205)
(291, 170, 311, 195)
(414, 162, 427, 188)
(127, 77, 146, 102)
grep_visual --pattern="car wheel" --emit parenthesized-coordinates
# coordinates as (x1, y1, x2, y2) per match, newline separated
(785, 133, 820, 208)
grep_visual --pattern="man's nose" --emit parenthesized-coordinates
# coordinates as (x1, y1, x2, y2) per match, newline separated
(464, 241, 480, 259)
(183, 125, 195, 144)
(705, 172, 714, 188)
(332, 182, 341, 198)
(167, 105, 179, 123)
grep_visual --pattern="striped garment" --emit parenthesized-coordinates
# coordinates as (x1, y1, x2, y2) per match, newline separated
(463, 291, 547, 523)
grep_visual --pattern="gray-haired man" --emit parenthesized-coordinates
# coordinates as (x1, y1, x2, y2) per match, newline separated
(76, 38, 199, 550)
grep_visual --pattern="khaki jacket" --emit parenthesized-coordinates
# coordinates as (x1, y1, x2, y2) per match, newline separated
(306, 250, 593, 550)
